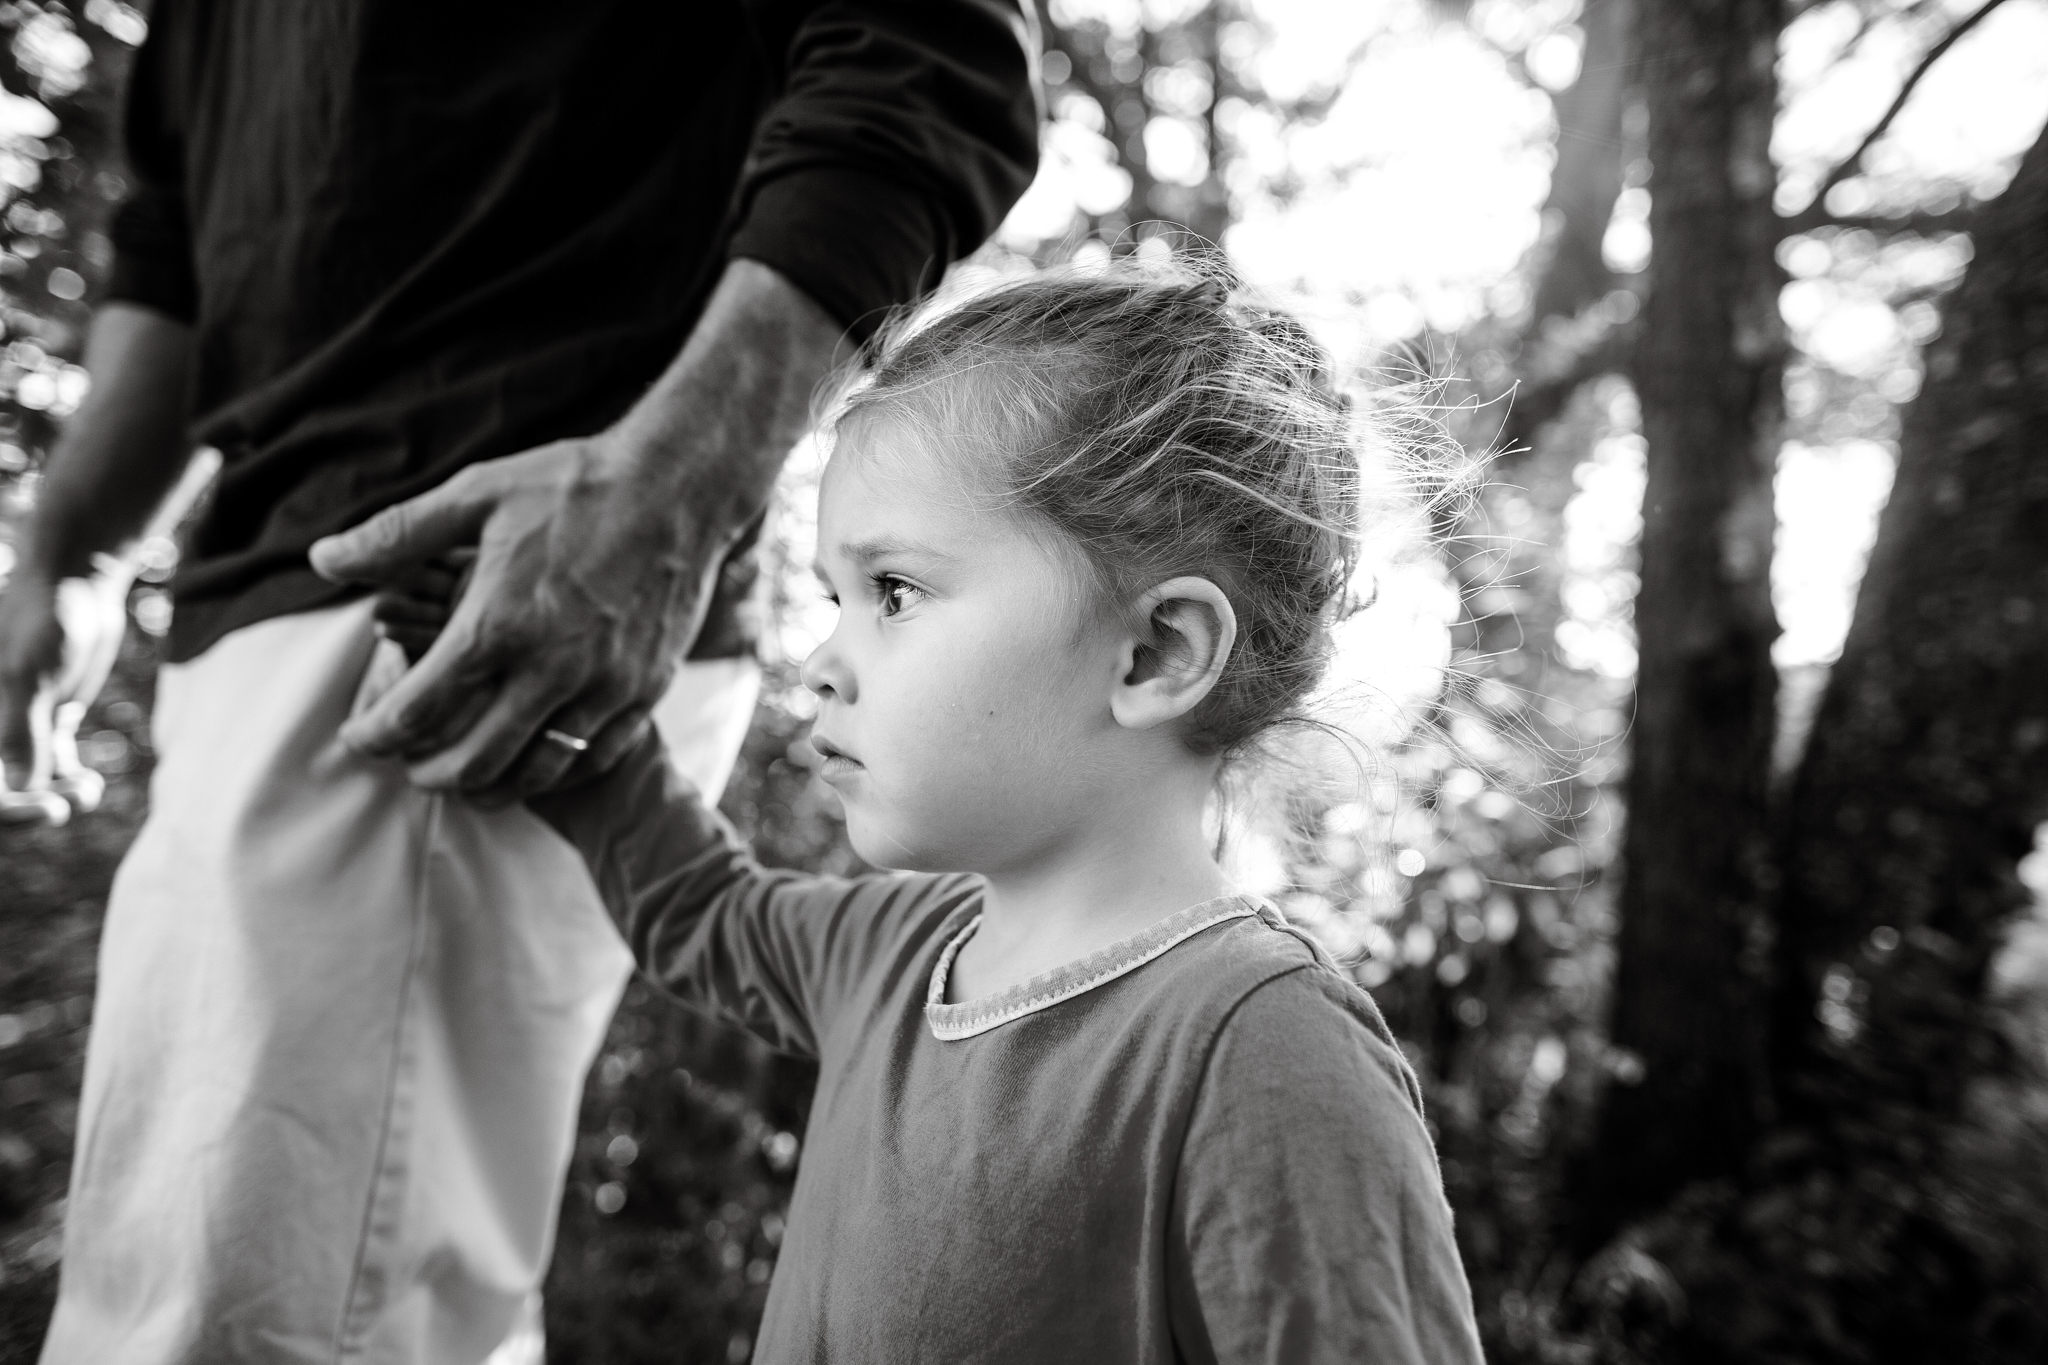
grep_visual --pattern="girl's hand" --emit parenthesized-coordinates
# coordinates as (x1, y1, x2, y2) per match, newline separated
(310, 434, 734, 806)
(369, 548, 476, 665)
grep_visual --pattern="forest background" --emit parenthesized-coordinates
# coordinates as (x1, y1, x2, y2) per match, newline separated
(2, 0, 2047, 1361)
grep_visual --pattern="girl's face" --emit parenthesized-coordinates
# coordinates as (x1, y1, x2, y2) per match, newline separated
(800, 413, 1128, 874)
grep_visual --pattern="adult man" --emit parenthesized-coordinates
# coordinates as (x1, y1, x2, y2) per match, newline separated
(0, 2, 1037, 1360)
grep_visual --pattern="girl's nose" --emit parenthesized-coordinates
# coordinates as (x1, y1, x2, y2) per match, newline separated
(800, 630, 856, 702)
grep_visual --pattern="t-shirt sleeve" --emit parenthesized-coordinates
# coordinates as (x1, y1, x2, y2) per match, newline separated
(104, 0, 198, 323)
(532, 731, 968, 1060)
(1167, 968, 1485, 1365)
(727, 0, 1041, 338)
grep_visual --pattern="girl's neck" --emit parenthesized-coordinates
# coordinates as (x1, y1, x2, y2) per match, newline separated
(946, 769, 1228, 1002)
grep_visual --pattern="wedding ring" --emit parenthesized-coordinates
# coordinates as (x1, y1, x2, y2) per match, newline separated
(542, 728, 590, 753)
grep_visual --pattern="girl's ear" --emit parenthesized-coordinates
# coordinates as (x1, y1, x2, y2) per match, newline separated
(1110, 577, 1237, 732)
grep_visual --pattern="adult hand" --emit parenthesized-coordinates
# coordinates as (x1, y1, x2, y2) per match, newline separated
(0, 561, 133, 826)
(310, 434, 732, 803)
(309, 258, 845, 804)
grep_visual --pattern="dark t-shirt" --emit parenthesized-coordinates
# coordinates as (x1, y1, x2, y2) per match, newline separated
(107, 0, 1038, 662)
(537, 740, 1488, 1364)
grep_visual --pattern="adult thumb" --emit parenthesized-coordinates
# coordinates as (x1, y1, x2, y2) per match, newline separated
(310, 471, 494, 586)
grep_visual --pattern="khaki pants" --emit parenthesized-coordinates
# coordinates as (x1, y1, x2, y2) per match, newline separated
(38, 600, 757, 1364)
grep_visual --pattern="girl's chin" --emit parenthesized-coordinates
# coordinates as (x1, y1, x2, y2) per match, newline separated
(843, 816, 975, 877)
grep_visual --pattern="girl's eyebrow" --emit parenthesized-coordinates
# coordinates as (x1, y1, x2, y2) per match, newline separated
(837, 535, 950, 567)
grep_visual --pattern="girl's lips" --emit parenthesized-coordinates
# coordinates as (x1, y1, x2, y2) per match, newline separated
(817, 754, 863, 781)
(810, 733, 864, 779)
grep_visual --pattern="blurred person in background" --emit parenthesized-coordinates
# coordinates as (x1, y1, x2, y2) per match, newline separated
(0, 2, 1037, 1362)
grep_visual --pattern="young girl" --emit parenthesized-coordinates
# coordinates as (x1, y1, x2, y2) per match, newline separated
(535, 265, 1484, 1363)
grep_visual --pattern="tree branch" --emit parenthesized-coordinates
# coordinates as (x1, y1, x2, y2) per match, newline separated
(1782, 0, 2012, 234)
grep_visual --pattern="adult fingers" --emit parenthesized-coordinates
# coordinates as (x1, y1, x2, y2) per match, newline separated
(338, 587, 504, 758)
(392, 680, 497, 759)
(308, 468, 495, 587)
(473, 685, 647, 805)
(524, 714, 663, 840)
(581, 701, 659, 780)
(507, 707, 656, 808)
(524, 707, 657, 803)
(400, 662, 588, 795)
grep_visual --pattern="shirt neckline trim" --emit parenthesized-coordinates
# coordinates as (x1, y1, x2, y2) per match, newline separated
(923, 894, 1264, 1041)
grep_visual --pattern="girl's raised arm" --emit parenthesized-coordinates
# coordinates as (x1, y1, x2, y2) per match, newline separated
(532, 730, 974, 1059)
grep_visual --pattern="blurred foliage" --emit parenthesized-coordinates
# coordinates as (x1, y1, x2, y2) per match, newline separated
(4, 1, 2048, 1364)
(0, 631, 152, 1364)
(0, 0, 131, 519)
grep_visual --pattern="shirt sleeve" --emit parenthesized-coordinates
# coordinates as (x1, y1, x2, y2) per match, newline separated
(1167, 969, 1486, 1365)
(532, 731, 973, 1059)
(104, 0, 198, 323)
(727, 0, 1041, 338)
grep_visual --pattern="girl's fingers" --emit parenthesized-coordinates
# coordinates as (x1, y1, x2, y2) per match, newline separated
(366, 548, 481, 663)
(404, 562, 461, 600)
(374, 620, 445, 665)
(408, 548, 476, 600)
(372, 593, 455, 631)
(340, 550, 509, 759)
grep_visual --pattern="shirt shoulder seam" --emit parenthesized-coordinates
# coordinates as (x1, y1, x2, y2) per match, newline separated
(1161, 959, 1323, 1275)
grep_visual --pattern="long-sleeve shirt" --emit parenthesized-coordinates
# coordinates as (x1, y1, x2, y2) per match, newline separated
(105, 0, 1039, 662)
(537, 739, 1488, 1364)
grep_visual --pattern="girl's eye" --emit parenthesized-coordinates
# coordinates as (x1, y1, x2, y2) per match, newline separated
(876, 575, 923, 617)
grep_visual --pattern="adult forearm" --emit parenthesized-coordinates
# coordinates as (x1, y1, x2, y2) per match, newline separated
(20, 302, 194, 581)
(612, 257, 847, 535)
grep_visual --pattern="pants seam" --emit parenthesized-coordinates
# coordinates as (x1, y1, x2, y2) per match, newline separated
(332, 791, 441, 1363)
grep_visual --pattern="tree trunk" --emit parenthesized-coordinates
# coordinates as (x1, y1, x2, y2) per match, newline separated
(1184, 2, 1233, 251)
(1526, 0, 1633, 330)
(1633, 122, 2048, 1365)
(1495, 0, 1638, 463)
(1581, 0, 1785, 1244)
(1773, 125, 2048, 1128)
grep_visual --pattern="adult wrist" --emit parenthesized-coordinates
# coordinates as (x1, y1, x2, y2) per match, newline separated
(597, 426, 768, 554)
(594, 257, 842, 566)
